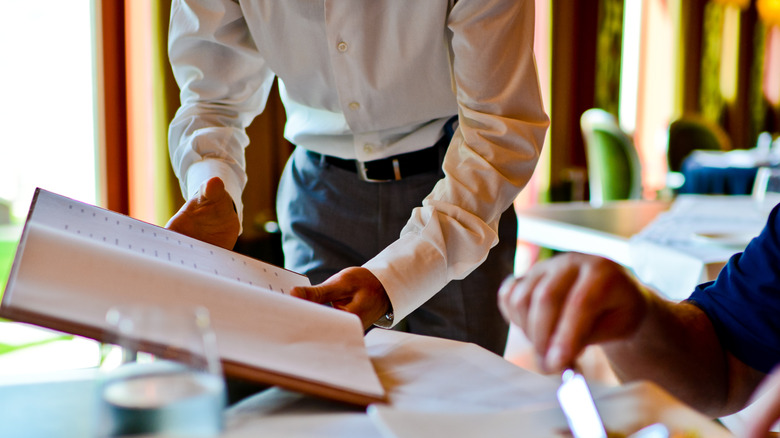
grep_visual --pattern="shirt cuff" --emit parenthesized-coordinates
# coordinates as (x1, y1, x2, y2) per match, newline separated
(372, 303, 395, 329)
(363, 233, 448, 328)
(184, 159, 245, 234)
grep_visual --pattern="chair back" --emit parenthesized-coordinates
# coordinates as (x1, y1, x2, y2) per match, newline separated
(580, 108, 642, 206)
(667, 115, 730, 173)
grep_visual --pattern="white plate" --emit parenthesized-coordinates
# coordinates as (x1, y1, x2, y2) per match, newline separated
(368, 381, 734, 438)
(692, 232, 756, 248)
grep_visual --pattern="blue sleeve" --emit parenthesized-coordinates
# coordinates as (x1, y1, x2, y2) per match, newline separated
(687, 203, 780, 374)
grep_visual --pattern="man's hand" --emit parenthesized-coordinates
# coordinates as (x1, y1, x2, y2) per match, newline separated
(498, 252, 651, 373)
(165, 177, 240, 250)
(290, 267, 391, 330)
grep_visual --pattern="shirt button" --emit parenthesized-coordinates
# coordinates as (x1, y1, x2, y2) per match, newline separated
(363, 143, 374, 153)
(337, 41, 348, 52)
(348, 101, 360, 111)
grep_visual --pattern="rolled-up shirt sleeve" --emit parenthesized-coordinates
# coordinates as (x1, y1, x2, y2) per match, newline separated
(364, 0, 549, 325)
(688, 204, 780, 374)
(168, 0, 276, 226)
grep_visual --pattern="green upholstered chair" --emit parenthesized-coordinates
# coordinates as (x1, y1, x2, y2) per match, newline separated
(667, 114, 730, 173)
(580, 108, 643, 206)
(665, 115, 730, 190)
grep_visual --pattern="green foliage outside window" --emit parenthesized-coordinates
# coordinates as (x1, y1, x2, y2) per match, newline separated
(750, 20, 769, 142)
(595, 0, 624, 117)
(701, 2, 725, 124)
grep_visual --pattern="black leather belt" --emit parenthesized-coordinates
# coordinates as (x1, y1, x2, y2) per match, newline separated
(312, 135, 447, 182)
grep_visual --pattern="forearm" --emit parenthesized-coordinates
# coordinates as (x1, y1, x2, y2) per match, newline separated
(604, 298, 745, 416)
(168, 0, 276, 216)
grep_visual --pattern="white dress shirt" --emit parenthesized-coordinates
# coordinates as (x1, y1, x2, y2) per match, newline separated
(168, 0, 549, 326)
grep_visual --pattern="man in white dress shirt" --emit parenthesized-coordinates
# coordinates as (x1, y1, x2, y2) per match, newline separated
(165, 0, 548, 355)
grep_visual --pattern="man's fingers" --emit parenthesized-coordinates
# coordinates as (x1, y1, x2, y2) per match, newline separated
(498, 276, 523, 323)
(544, 260, 646, 372)
(201, 177, 227, 201)
(543, 272, 603, 372)
(526, 267, 578, 360)
(289, 286, 319, 301)
(503, 273, 542, 329)
(289, 268, 389, 330)
(290, 280, 355, 306)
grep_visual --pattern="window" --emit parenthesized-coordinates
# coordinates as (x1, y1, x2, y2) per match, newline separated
(0, 0, 100, 373)
(0, 0, 98, 218)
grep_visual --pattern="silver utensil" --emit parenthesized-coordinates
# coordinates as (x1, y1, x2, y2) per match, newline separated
(557, 369, 608, 438)
(557, 369, 669, 438)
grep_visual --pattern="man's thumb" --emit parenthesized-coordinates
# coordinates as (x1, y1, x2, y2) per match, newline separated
(290, 284, 339, 304)
(201, 177, 226, 200)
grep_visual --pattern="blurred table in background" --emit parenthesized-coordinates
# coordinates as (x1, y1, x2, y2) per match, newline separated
(515, 195, 767, 301)
(678, 149, 779, 195)
(514, 200, 671, 267)
(628, 195, 766, 299)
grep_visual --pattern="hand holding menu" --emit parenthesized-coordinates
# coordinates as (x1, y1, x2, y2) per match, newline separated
(0, 188, 385, 406)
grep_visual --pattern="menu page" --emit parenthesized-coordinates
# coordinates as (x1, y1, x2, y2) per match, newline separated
(0, 189, 385, 406)
(26, 189, 308, 294)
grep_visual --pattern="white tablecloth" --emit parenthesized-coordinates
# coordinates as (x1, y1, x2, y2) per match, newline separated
(629, 195, 768, 300)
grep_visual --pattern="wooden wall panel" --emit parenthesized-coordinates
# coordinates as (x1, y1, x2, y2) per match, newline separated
(95, 0, 129, 214)
(549, 0, 599, 201)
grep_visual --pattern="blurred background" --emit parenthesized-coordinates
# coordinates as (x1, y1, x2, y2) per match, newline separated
(1, 0, 779, 372)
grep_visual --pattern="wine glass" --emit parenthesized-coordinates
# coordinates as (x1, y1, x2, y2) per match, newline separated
(95, 304, 226, 437)
(752, 167, 780, 215)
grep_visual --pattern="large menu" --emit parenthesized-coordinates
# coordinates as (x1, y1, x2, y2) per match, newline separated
(1, 188, 386, 406)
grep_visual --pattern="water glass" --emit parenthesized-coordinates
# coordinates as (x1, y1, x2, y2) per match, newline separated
(96, 305, 226, 437)
(752, 167, 780, 214)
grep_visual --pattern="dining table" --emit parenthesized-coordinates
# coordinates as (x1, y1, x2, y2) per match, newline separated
(514, 194, 769, 301)
(678, 148, 780, 195)
(0, 328, 734, 437)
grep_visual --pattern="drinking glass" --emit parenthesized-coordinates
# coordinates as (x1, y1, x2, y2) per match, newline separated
(752, 167, 780, 214)
(95, 305, 226, 437)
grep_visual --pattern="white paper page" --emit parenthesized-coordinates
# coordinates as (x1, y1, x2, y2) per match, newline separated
(6, 223, 383, 399)
(223, 331, 564, 438)
(29, 189, 308, 293)
(365, 329, 560, 412)
(367, 381, 733, 438)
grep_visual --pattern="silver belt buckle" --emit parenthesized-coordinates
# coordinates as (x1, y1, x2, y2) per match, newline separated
(356, 158, 402, 182)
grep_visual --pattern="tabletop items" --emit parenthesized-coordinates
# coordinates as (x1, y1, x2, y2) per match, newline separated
(0, 329, 735, 437)
(95, 305, 226, 437)
(629, 195, 767, 300)
(224, 330, 732, 438)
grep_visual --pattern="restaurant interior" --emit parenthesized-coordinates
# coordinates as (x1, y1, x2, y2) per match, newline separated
(1, 0, 780, 436)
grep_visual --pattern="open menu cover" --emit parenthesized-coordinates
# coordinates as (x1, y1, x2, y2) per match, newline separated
(0, 188, 386, 406)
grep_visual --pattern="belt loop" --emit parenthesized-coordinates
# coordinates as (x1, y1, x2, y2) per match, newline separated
(392, 159, 401, 180)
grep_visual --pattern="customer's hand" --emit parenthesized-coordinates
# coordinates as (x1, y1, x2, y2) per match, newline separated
(498, 252, 651, 373)
(166, 177, 240, 250)
(291, 267, 391, 330)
